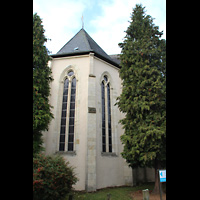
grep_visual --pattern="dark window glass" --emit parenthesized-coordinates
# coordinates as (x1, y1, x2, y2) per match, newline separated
(109, 144, 112, 153)
(101, 81, 106, 152)
(71, 89, 76, 95)
(68, 134, 74, 143)
(70, 102, 75, 109)
(59, 73, 76, 152)
(69, 125, 74, 133)
(63, 89, 68, 95)
(68, 143, 73, 151)
(107, 83, 112, 152)
(102, 144, 106, 152)
(102, 128, 105, 136)
(69, 117, 74, 125)
(64, 79, 69, 88)
(63, 95, 68, 102)
(61, 118, 66, 126)
(59, 143, 65, 151)
(60, 126, 66, 134)
(62, 110, 67, 118)
(72, 77, 76, 87)
(59, 78, 69, 151)
(102, 120, 105, 128)
(102, 135, 106, 143)
(101, 80, 112, 153)
(71, 95, 75, 102)
(60, 135, 65, 143)
(62, 102, 67, 110)
(68, 71, 74, 76)
(67, 77, 76, 151)
(70, 110, 75, 117)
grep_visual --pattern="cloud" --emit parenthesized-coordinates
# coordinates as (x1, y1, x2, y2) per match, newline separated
(33, 0, 87, 54)
(90, 0, 166, 55)
(33, 0, 166, 55)
(90, 0, 134, 54)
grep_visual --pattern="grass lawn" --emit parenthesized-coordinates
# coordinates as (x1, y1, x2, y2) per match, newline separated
(65, 183, 155, 200)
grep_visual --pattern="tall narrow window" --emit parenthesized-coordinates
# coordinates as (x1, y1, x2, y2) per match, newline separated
(68, 77, 76, 151)
(107, 83, 112, 152)
(59, 78, 69, 151)
(101, 75, 112, 153)
(101, 82, 106, 152)
(59, 70, 76, 152)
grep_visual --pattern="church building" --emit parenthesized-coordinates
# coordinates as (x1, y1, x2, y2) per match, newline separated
(43, 28, 154, 191)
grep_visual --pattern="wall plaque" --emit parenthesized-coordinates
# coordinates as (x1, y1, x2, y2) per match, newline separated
(88, 107, 96, 113)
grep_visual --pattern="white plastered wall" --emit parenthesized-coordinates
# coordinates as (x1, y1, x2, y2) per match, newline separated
(43, 54, 90, 190)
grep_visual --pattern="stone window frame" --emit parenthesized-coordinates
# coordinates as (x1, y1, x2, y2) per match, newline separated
(57, 66, 78, 155)
(100, 73, 114, 154)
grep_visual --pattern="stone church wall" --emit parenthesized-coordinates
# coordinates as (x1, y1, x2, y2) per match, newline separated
(43, 53, 155, 191)
(94, 56, 133, 189)
(43, 54, 91, 190)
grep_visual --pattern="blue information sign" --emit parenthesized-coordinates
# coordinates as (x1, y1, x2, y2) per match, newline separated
(159, 170, 166, 182)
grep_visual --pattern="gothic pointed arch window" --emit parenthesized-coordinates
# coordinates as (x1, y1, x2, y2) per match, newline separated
(59, 70, 76, 152)
(101, 75, 112, 152)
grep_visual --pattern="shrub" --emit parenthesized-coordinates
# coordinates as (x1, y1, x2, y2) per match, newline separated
(33, 154, 78, 200)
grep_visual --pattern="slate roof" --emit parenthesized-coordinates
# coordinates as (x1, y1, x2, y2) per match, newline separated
(50, 28, 120, 68)
(109, 54, 121, 65)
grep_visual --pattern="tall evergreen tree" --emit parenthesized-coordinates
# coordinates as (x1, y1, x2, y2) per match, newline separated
(33, 13, 53, 156)
(116, 4, 166, 193)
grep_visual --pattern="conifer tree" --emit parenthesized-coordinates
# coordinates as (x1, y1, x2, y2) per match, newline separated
(33, 13, 53, 156)
(116, 4, 166, 193)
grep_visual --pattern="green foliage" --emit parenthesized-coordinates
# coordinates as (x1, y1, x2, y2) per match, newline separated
(116, 4, 166, 169)
(65, 183, 155, 200)
(33, 154, 78, 200)
(33, 13, 54, 155)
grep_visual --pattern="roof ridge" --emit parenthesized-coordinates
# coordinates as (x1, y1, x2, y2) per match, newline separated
(81, 29, 92, 51)
(53, 28, 120, 67)
(82, 29, 112, 60)
(57, 29, 83, 54)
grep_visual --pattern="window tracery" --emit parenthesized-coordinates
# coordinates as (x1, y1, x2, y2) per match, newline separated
(59, 70, 76, 151)
(101, 75, 112, 153)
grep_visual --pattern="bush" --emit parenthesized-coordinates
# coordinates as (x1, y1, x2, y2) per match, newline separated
(33, 154, 78, 200)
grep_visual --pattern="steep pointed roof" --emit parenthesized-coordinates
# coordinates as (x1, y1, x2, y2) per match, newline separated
(51, 28, 119, 68)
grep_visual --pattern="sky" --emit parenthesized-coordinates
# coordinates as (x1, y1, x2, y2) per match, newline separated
(33, 0, 166, 55)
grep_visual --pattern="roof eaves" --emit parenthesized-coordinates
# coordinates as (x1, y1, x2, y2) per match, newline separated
(93, 52, 120, 68)
(50, 50, 92, 58)
(56, 29, 84, 54)
(50, 50, 120, 68)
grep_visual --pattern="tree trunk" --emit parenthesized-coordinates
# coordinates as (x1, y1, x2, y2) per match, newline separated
(152, 158, 161, 194)
(132, 167, 137, 186)
(144, 167, 147, 183)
